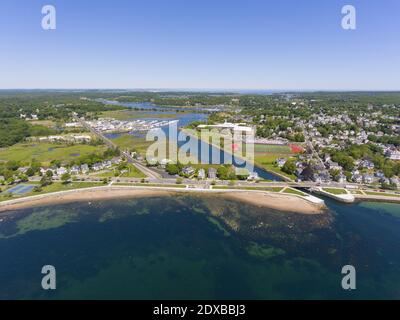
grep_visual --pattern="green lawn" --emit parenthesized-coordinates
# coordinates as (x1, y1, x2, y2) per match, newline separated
(0, 142, 107, 166)
(365, 191, 400, 198)
(282, 188, 306, 196)
(212, 186, 284, 192)
(112, 134, 153, 154)
(120, 164, 147, 178)
(254, 144, 292, 153)
(94, 164, 146, 179)
(322, 188, 348, 195)
(114, 183, 186, 188)
(254, 154, 296, 180)
(95, 170, 118, 178)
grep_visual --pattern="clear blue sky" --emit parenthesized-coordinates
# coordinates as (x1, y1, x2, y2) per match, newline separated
(1, 0, 399, 90)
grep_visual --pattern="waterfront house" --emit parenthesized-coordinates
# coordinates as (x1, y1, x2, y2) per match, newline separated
(352, 174, 363, 183)
(336, 173, 347, 184)
(182, 166, 195, 176)
(247, 172, 259, 181)
(70, 166, 80, 175)
(92, 163, 103, 171)
(197, 168, 206, 180)
(103, 160, 112, 168)
(56, 167, 68, 176)
(389, 177, 400, 187)
(208, 168, 217, 179)
(362, 174, 374, 184)
(80, 164, 89, 174)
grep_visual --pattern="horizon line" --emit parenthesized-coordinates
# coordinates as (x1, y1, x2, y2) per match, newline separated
(1, 88, 400, 93)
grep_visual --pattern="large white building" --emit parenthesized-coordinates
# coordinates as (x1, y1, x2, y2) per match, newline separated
(197, 121, 254, 134)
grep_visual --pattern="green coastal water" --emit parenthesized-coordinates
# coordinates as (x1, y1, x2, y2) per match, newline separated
(0, 195, 399, 300)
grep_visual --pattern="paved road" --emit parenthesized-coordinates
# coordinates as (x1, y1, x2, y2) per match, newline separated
(29, 174, 365, 191)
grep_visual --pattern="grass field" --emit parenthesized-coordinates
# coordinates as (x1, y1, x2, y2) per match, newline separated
(213, 186, 284, 192)
(365, 191, 400, 198)
(254, 154, 297, 180)
(322, 188, 348, 195)
(94, 164, 146, 179)
(29, 120, 56, 128)
(114, 183, 187, 188)
(112, 134, 201, 164)
(254, 144, 292, 153)
(0, 142, 107, 165)
(120, 164, 147, 178)
(282, 188, 307, 196)
(112, 134, 153, 154)
(95, 171, 117, 178)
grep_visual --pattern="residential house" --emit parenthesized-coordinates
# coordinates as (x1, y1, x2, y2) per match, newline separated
(92, 163, 103, 171)
(80, 164, 89, 174)
(276, 158, 287, 168)
(208, 168, 217, 179)
(389, 177, 400, 187)
(326, 160, 342, 171)
(182, 166, 195, 176)
(362, 174, 374, 184)
(247, 172, 259, 181)
(70, 166, 80, 175)
(386, 150, 400, 160)
(352, 174, 363, 183)
(197, 169, 206, 180)
(17, 167, 29, 174)
(160, 159, 172, 169)
(359, 159, 374, 170)
(336, 173, 347, 184)
(56, 167, 68, 176)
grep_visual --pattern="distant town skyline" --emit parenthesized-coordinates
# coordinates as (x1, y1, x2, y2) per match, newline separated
(1, 0, 400, 90)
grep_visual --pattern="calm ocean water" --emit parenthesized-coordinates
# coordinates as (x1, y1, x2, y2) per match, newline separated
(0, 195, 399, 300)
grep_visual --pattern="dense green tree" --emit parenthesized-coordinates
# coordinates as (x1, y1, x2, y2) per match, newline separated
(282, 159, 296, 175)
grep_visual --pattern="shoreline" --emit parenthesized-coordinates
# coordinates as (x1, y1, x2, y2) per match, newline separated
(0, 186, 325, 215)
(354, 195, 400, 204)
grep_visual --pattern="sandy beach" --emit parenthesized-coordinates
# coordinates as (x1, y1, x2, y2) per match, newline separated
(0, 186, 325, 214)
(221, 191, 325, 214)
(0, 188, 173, 213)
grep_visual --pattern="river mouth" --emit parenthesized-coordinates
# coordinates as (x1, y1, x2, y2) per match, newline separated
(0, 195, 399, 299)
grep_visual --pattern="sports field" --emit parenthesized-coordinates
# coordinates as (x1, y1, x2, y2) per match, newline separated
(254, 144, 292, 153)
(6, 184, 35, 195)
(0, 142, 107, 165)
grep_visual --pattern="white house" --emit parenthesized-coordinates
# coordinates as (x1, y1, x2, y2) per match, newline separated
(56, 167, 68, 176)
